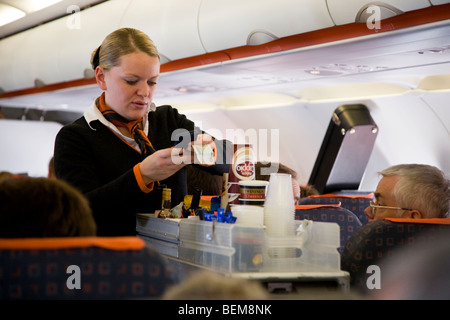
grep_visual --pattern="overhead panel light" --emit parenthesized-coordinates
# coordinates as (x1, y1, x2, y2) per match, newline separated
(30, 0, 63, 12)
(218, 93, 298, 110)
(0, 4, 25, 27)
(0, 0, 63, 27)
(298, 82, 410, 102)
(417, 73, 450, 92)
(170, 101, 218, 114)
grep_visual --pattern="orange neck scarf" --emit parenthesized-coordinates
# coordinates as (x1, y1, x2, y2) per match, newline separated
(97, 93, 155, 158)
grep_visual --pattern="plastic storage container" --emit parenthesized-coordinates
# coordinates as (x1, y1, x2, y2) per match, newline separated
(136, 214, 181, 257)
(178, 219, 340, 273)
(179, 219, 264, 272)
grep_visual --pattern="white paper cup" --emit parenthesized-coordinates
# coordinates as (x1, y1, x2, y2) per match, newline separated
(231, 204, 264, 227)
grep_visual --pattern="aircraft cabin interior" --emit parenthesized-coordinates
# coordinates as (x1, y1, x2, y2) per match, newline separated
(0, 0, 449, 301)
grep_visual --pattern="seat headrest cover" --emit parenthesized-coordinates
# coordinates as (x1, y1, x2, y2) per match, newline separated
(295, 202, 341, 210)
(384, 218, 450, 225)
(0, 236, 145, 250)
(309, 193, 374, 199)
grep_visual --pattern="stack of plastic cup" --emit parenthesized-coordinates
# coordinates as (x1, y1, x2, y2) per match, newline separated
(263, 173, 296, 258)
(263, 173, 296, 236)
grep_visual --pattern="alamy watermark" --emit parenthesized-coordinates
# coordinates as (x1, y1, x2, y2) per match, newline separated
(66, 264, 81, 290)
(170, 127, 281, 168)
(66, 5, 81, 30)
(366, 264, 381, 290)
(365, 5, 382, 30)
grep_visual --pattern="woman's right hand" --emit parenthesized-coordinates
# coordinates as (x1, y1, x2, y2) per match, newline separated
(139, 147, 189, 185)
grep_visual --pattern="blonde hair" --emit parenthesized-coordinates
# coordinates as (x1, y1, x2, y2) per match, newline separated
(90, 27, 160, 70)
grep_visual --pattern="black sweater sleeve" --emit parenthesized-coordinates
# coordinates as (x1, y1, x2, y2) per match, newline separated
(54, 106, 231, 236)
(54, 118, 149, 235)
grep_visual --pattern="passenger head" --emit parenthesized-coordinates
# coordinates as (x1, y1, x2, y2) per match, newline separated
(162, 270, 269, 300)
(0, 177, 97, 237)
(186, 165, 223, 196)
(255, 162, 301, 205)
(300, 184, 320, 198)
(365, 164, 450, 221)
(0, 171, 15, 182)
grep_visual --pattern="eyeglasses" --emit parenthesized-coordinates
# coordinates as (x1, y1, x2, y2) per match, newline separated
(369, 201, 414, 215)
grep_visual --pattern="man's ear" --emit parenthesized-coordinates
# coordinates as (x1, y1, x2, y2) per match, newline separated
(95, 67, 107, 90)
(410, 210, 423, 219)
(403, 209, 422, 219)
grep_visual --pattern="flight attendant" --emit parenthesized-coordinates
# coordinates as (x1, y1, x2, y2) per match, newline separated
(54, 27, 230, 236)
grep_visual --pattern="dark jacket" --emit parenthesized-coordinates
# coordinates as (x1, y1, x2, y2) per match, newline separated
(54, 104, 231, 236)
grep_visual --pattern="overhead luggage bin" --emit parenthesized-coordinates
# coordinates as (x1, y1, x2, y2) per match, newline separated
(327, 0, 430, 25)
(8, 20, 63, 91)
(0, 32, 29, 92)
(58, 0, 130, 83)
(198, 0, 334, 52)
(430, 0, 450, 4)
(120, 0, 205, 62)
(0, 0, 129, 92)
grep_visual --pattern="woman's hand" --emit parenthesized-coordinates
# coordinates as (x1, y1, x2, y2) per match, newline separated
(139, 147, 190, 185)
(188, 134, 216, 165)
(139, 134, 216, 184)
(193, 133, 213, 145)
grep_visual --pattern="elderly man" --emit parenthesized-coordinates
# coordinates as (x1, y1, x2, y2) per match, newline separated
(365, 163, 450, 222)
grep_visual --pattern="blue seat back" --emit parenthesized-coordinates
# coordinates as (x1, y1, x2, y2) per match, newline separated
(298, 194, 372, 224)
(341, 219, 450, 295)
(295, 205, 362, 254)
(0, 236, 178, 300)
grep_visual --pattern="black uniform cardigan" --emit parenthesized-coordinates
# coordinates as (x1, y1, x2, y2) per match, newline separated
(54, 104, 231, 236)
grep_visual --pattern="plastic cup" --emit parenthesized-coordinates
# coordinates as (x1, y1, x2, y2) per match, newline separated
(264, 173, 294, 207)
(264, 173, 296, 236)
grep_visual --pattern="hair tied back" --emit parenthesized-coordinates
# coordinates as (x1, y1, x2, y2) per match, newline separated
(92, 45, 101, 69)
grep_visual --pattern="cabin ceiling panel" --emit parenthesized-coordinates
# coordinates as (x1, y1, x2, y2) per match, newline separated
(119, 0, 205, 62)
(0, 0, 108, 39)
(0, 3, 450, 113)
(198, 0, 334, 52)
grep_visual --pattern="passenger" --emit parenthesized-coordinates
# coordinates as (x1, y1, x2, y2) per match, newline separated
(255, 161, 304, 205)
(162, 270, 269, 300)
(365, 163, 450, 222)
(186, 165, 223, 196)
(53, 27, 230, 236)
(300, 183, 320, 198)
(0, 177, 97, 237)
(0, 170, 15, 182)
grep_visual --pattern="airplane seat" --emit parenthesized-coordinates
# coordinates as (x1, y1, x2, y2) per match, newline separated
(298, 193, 373, 225)
(295, 204, 362, 254)
(0, 236, 178, 300)
(341, 218, 450, 295)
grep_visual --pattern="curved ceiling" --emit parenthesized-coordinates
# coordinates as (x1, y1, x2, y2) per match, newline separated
(0, 1, 450, 115)
(0, 0, 106, 39)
